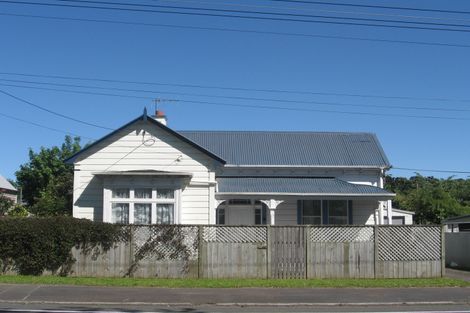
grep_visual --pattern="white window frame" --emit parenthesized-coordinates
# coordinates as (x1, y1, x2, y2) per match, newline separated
(103, 179, 180, 224)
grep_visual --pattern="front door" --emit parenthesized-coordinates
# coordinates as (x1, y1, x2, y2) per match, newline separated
(227, 206, 254, 225)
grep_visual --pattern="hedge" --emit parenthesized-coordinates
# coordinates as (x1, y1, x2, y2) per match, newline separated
(0, 217, 125, 276)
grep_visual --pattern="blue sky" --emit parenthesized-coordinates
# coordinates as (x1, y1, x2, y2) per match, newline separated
(1, 0, 470, 180)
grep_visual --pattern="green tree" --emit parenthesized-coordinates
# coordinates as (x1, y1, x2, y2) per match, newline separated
(385, 174, 470, 224)
(15, 136, 82, 216)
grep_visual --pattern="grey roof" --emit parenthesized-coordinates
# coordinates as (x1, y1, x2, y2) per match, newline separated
(0, 174, 16, 191)
(217, 177, 394, 197)
(443, 215, 470, 224)
(180, 131, 390, 167)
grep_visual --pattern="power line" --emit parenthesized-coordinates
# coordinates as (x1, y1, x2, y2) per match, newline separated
(51, 0, 470, 30)
(2, 0, 470, 33)
(0, 112, 95, 140)
(2, 12, 470, 49)
(1, 77, 469, 114)
(0, 89, 113, 130)
(2, 71, 470, 104)
(270, 0, 470, 16)
(153, 0, 470, 24)
(392, 167, 470, 175)
(1, 82, 470, 122)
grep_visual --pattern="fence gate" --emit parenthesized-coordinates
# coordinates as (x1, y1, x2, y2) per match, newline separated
(270, 226, 306, 279)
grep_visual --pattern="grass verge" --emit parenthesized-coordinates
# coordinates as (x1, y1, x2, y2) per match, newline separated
(0, 276, 468, 288)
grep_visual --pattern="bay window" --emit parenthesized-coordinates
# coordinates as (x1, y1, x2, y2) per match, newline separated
(108, 186, 177, 224)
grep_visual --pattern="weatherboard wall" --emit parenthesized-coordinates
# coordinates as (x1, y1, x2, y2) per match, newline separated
(72, 120, 217, 224)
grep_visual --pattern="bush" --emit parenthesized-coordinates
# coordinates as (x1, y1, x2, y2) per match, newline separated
(0, 217, 125, 276)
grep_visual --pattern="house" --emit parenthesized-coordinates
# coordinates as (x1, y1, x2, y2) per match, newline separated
(0, 174, 17, 204)
(443, 215, 470, 232)
(383, 208, 414, 225)
(66, 110, 395, 226)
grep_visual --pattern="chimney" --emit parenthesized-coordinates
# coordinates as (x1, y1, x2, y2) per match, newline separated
(152, 110, 167, 125)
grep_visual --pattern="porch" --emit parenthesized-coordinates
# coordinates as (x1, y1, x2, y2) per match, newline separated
(215, 177, 395, 226)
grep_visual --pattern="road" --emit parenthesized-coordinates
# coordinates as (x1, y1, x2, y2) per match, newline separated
(0, 283, 469, 312)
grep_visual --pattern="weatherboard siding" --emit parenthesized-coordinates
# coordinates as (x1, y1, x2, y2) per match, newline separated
(73, 120, 216, 223)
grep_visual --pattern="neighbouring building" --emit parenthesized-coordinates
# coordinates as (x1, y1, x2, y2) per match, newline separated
(66, 110, 396, 225)
(383, 208, 414, 225)
(443, 215, 470, 232)
(0, 174, 17, 204)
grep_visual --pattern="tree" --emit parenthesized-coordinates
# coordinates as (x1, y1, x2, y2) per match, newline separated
(15, 136, 82, 216)
(385, 174, 470, 224)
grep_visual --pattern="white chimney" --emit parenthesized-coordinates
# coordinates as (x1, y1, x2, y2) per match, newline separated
(152, 110, 167, 125)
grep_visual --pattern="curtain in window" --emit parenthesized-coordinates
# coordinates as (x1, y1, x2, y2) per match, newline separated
(157, 204, 174, 224)
(112, 203, 129, 224)
(112, 188, 130, 199)
(134, 203, 151, 224)
(135, 188, 152, 199)
(157, 189, 174, 199)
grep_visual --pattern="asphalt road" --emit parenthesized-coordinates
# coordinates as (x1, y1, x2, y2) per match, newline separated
(0, 283, 469, 312)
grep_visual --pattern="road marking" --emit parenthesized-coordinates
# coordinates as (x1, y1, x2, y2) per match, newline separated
(21, 285, 41, 301)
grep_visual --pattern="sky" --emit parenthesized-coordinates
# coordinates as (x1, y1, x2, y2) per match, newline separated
(1, 0, 470, 181)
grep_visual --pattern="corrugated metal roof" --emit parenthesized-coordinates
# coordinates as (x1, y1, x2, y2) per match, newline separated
(179, 131, 390, 167)
(0, 174, 16, 191)
(217, 177, 394, 196)
(443, 214, 470, 224)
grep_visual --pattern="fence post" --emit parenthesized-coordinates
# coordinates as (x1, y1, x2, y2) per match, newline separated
(304, 225, 309, 279)
(441, 225, 446, 277)
(128, 226, 134, 278)
(266, 225, 271, 279)
(374, 225, 379, 279)
(198, 225, 203, 279)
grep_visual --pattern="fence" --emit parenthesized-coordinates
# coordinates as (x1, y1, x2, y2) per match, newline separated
(71, 225, 444, 279)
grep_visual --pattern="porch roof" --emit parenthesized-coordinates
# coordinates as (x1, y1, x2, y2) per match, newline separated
(216, 177, 394, 197)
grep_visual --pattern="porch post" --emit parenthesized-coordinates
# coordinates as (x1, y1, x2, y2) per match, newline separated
(386, 200, 393, 225)
(260, 199, 284, 226)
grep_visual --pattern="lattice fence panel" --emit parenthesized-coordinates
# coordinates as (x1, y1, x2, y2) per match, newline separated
(309, 226, 374, 242)
(377, 226, 441, 261)
(132, 225, 199, 261)
(202, 226, 267, 243)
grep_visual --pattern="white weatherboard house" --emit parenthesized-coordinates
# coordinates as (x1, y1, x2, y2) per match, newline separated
(67, 110, 396, 226)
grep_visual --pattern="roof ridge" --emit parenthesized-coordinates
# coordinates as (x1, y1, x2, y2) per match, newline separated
(179, 130, 376, 135)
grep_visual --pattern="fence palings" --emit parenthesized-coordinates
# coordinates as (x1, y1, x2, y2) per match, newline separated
(68, 225, 444, 279)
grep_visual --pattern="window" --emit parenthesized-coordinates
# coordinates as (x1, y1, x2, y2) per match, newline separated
(216, 208, 225, 225)
(228, 199, 251, 205)
(328, 200, 348, 225)
(109, 187, 176, 224)
(254, 203, 267, 225)
(112, 203, 129, 224)
(302, 200, 322, 225)
(300, 200, 351, 225)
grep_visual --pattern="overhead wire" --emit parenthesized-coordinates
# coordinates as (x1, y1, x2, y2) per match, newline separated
(151, 0, 470, 24)
(2, 0, 470, 33)
(269, 0, 470, 16)
(2, 71, 470, 103)
(2, 12, 469, 49)
(48, 0, 470, 30)
(0, 89, 114, 130)
(1, 82, 469, 122)
(0, 77, 469, 113)
(0, 112, 95, 140)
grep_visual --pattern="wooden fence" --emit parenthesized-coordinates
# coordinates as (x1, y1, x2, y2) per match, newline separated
(70, 225, 444, 279)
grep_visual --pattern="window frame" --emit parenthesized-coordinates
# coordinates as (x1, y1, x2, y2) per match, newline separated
(104, 179, 180, 224)
(299, 200, 351, 225)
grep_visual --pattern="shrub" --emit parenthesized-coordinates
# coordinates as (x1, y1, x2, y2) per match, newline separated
(0, 217, 125, 276)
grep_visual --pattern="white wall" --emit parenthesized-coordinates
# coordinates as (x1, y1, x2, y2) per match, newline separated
(73, 119, 218, 224)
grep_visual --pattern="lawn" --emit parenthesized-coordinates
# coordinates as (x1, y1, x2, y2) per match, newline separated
(0, 276, 468, 288)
